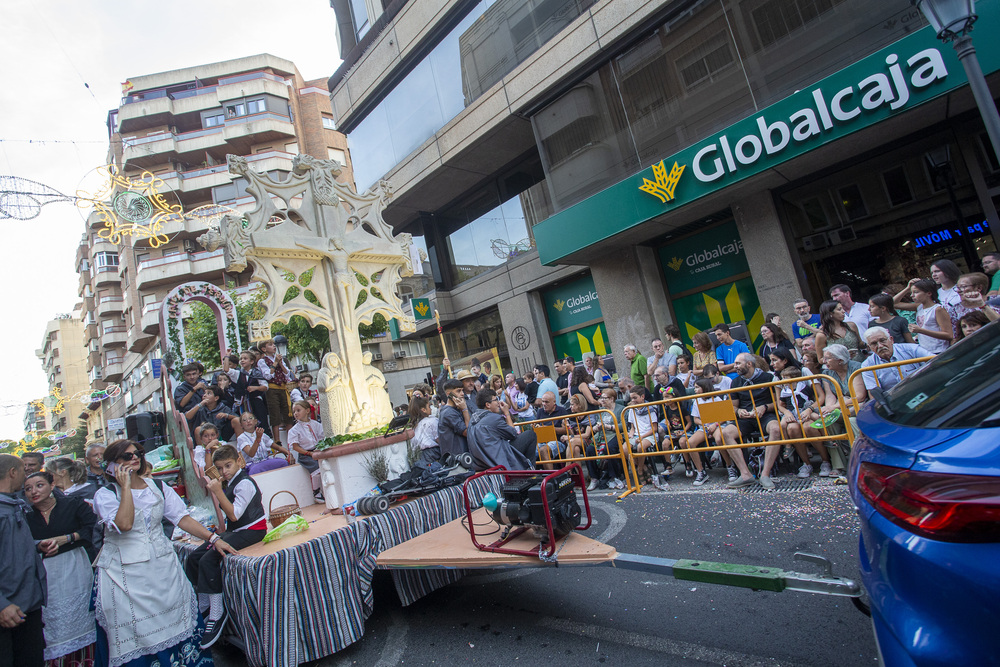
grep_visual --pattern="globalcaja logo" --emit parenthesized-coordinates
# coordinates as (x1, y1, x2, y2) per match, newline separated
(553, 298, 566, 312)
(667, 257, 684, 272)
(639, 160, 685, 204)
(414, 301, 429, 317)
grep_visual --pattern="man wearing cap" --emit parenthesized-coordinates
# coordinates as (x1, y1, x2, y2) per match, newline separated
(456, 369, 481, 413)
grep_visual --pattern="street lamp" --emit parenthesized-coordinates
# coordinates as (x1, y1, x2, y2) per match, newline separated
(273, 334, 289, 358)
(913, 0, 1000, 161)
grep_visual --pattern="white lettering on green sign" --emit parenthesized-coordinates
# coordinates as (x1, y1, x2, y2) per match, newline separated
(692, 49, 947, 183)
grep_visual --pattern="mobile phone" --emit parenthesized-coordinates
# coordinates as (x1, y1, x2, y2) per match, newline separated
(106, 462, 117, 475)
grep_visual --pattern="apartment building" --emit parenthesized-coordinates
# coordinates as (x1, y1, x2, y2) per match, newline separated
(327, 0, 1000, 377)
(78, 54, 358, 429)
(34, 311, 90, 435)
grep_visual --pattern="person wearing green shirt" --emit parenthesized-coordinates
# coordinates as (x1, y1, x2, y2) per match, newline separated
(983, 252, 1000, 298)
(625, 344, 648, 389)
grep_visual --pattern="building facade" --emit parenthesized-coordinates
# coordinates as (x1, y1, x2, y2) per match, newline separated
(78, 54, 364, 433)
(34, 310, 89, 435)
(328, 0, 1000, 376)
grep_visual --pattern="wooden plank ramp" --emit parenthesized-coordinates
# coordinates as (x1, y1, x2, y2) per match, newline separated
(376, 508, 618, 569)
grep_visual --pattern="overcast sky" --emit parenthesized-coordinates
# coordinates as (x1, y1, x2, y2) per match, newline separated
(0, 0, 342, 439)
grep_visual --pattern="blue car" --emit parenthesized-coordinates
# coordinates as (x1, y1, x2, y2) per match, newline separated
(848, 323, 1000, 666)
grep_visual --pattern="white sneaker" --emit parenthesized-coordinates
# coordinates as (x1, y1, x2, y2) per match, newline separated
(797, 463, 813, 479)
(587, 479, 599, 491)
(652, 475, 669, 491)
(819, 462, 832, 477)
(693, 470, 709, 486)
(727, 465, 739, 483)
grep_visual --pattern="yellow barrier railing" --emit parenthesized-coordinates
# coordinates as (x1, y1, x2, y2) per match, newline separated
(846, 357, 933, 413)
(513, 408, 640, 497)
(619, 374, 856, 490)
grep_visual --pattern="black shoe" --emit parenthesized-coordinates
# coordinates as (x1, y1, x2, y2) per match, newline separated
(201, 609, 229, 649)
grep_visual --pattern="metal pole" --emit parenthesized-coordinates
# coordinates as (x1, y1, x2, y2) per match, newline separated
(954, 34, 1000, 163)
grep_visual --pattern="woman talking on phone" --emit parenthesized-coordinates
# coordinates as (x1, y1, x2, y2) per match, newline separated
(93, 439, 236, 667)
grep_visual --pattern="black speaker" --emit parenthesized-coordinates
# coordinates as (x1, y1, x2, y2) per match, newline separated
(126, 411, 166, 451)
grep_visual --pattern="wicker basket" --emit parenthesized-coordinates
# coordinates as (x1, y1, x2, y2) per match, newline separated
(268, 490, 301, 529)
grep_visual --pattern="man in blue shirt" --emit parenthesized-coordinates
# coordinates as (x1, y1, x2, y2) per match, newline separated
(532, 364, 560, 409)
(713, 323, 750, 380)
(791, 299, 821, 353)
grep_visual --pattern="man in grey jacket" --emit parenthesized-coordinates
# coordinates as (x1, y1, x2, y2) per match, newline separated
(0, 454, 49, 666)
(467, 390, 538, 472)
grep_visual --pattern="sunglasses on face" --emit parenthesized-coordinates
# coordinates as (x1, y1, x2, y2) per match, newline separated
(117, 451, 143, 462)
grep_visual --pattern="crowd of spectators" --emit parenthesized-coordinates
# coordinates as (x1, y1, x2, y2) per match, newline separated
(413, 252, 999, 492)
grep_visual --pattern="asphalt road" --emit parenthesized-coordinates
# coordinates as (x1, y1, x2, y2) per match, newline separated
(214, 474, 877, 666)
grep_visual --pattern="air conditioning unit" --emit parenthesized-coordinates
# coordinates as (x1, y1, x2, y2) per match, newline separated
(827, 227, 857, 245)
(373, 353, 383, 360)
(183, 239, 198, 253)
(802, 233, 829, 251)
(394, 351, 407, 359)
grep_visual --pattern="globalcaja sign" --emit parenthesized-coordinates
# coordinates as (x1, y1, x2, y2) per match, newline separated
(659, 220, 749, 295)
(543, 273, 603, 333)
(534, 5, 1000, 265)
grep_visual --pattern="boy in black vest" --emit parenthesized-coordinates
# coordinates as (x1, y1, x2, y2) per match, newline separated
(185, 444, 266, 649)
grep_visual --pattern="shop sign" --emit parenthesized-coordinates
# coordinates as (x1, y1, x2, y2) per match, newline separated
(910, 220, 991, 249)
(552, 322, 609, 362)
(543, 274, 603, 332)
(534, 4, 1000, 265)
(659, 221, 748, 295)
(671, 277, 764, 352)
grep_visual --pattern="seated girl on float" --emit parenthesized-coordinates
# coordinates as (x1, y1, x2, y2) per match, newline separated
(237, 412, 294, 475)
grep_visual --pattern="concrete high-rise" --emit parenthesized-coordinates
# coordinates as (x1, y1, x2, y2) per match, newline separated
(77, 54, 357, 435)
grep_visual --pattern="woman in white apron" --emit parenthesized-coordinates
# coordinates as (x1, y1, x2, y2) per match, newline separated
(24, 470, 98, 666)
(93, 439, 236, 667)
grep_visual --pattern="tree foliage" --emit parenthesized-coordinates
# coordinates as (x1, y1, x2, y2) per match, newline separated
(181, 285, 390, 367)
(59, 422, 89, 460)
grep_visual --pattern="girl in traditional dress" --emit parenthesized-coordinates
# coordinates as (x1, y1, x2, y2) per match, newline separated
(24, 471, 98, 666)
(93, 439, 236, 666)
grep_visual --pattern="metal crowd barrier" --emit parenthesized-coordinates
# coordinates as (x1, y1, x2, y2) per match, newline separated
(846, 357, 933, 413)
(513, 408, 640, 497)
(619, 375, 856, 491)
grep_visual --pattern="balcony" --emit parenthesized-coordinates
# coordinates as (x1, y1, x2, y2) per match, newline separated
(102, 325, 127, 348)
(122, 113, 296, 169)
(96, 295, 125, 318)
(104, 357, 125, 382)
(118, 70, 290, 134)
(94, 264, 121, 287)
(128, 324, 156, 353)
(141, 302, 162, 334)
(135, 248, 225, 289)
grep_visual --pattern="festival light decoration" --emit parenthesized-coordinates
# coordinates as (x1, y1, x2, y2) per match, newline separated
(76, 165, 183, 247)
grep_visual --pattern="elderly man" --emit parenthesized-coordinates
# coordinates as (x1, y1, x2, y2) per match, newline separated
(830, 284, 870, 336)
(624, 345, 647, 389)
(455, 370, 481, 413)
(645, 338, 677, 390)
(0, 454, 48, 667)
(467, 390, 538, 471)
(860, 329, 932, 393)
(85, 443, 106, 487)
(730, 353, 782, 489)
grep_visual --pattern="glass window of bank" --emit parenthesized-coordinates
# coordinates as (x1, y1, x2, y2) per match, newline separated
(778, 130, 998, 303)
(347, 0, 598, 191)
(529, 0, 922, 213)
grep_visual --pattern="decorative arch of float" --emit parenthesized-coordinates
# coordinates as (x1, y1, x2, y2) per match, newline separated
(160, 281, 241, 366)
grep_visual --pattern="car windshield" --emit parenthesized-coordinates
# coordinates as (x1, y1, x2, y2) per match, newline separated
(875, 322, 1000, 429)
